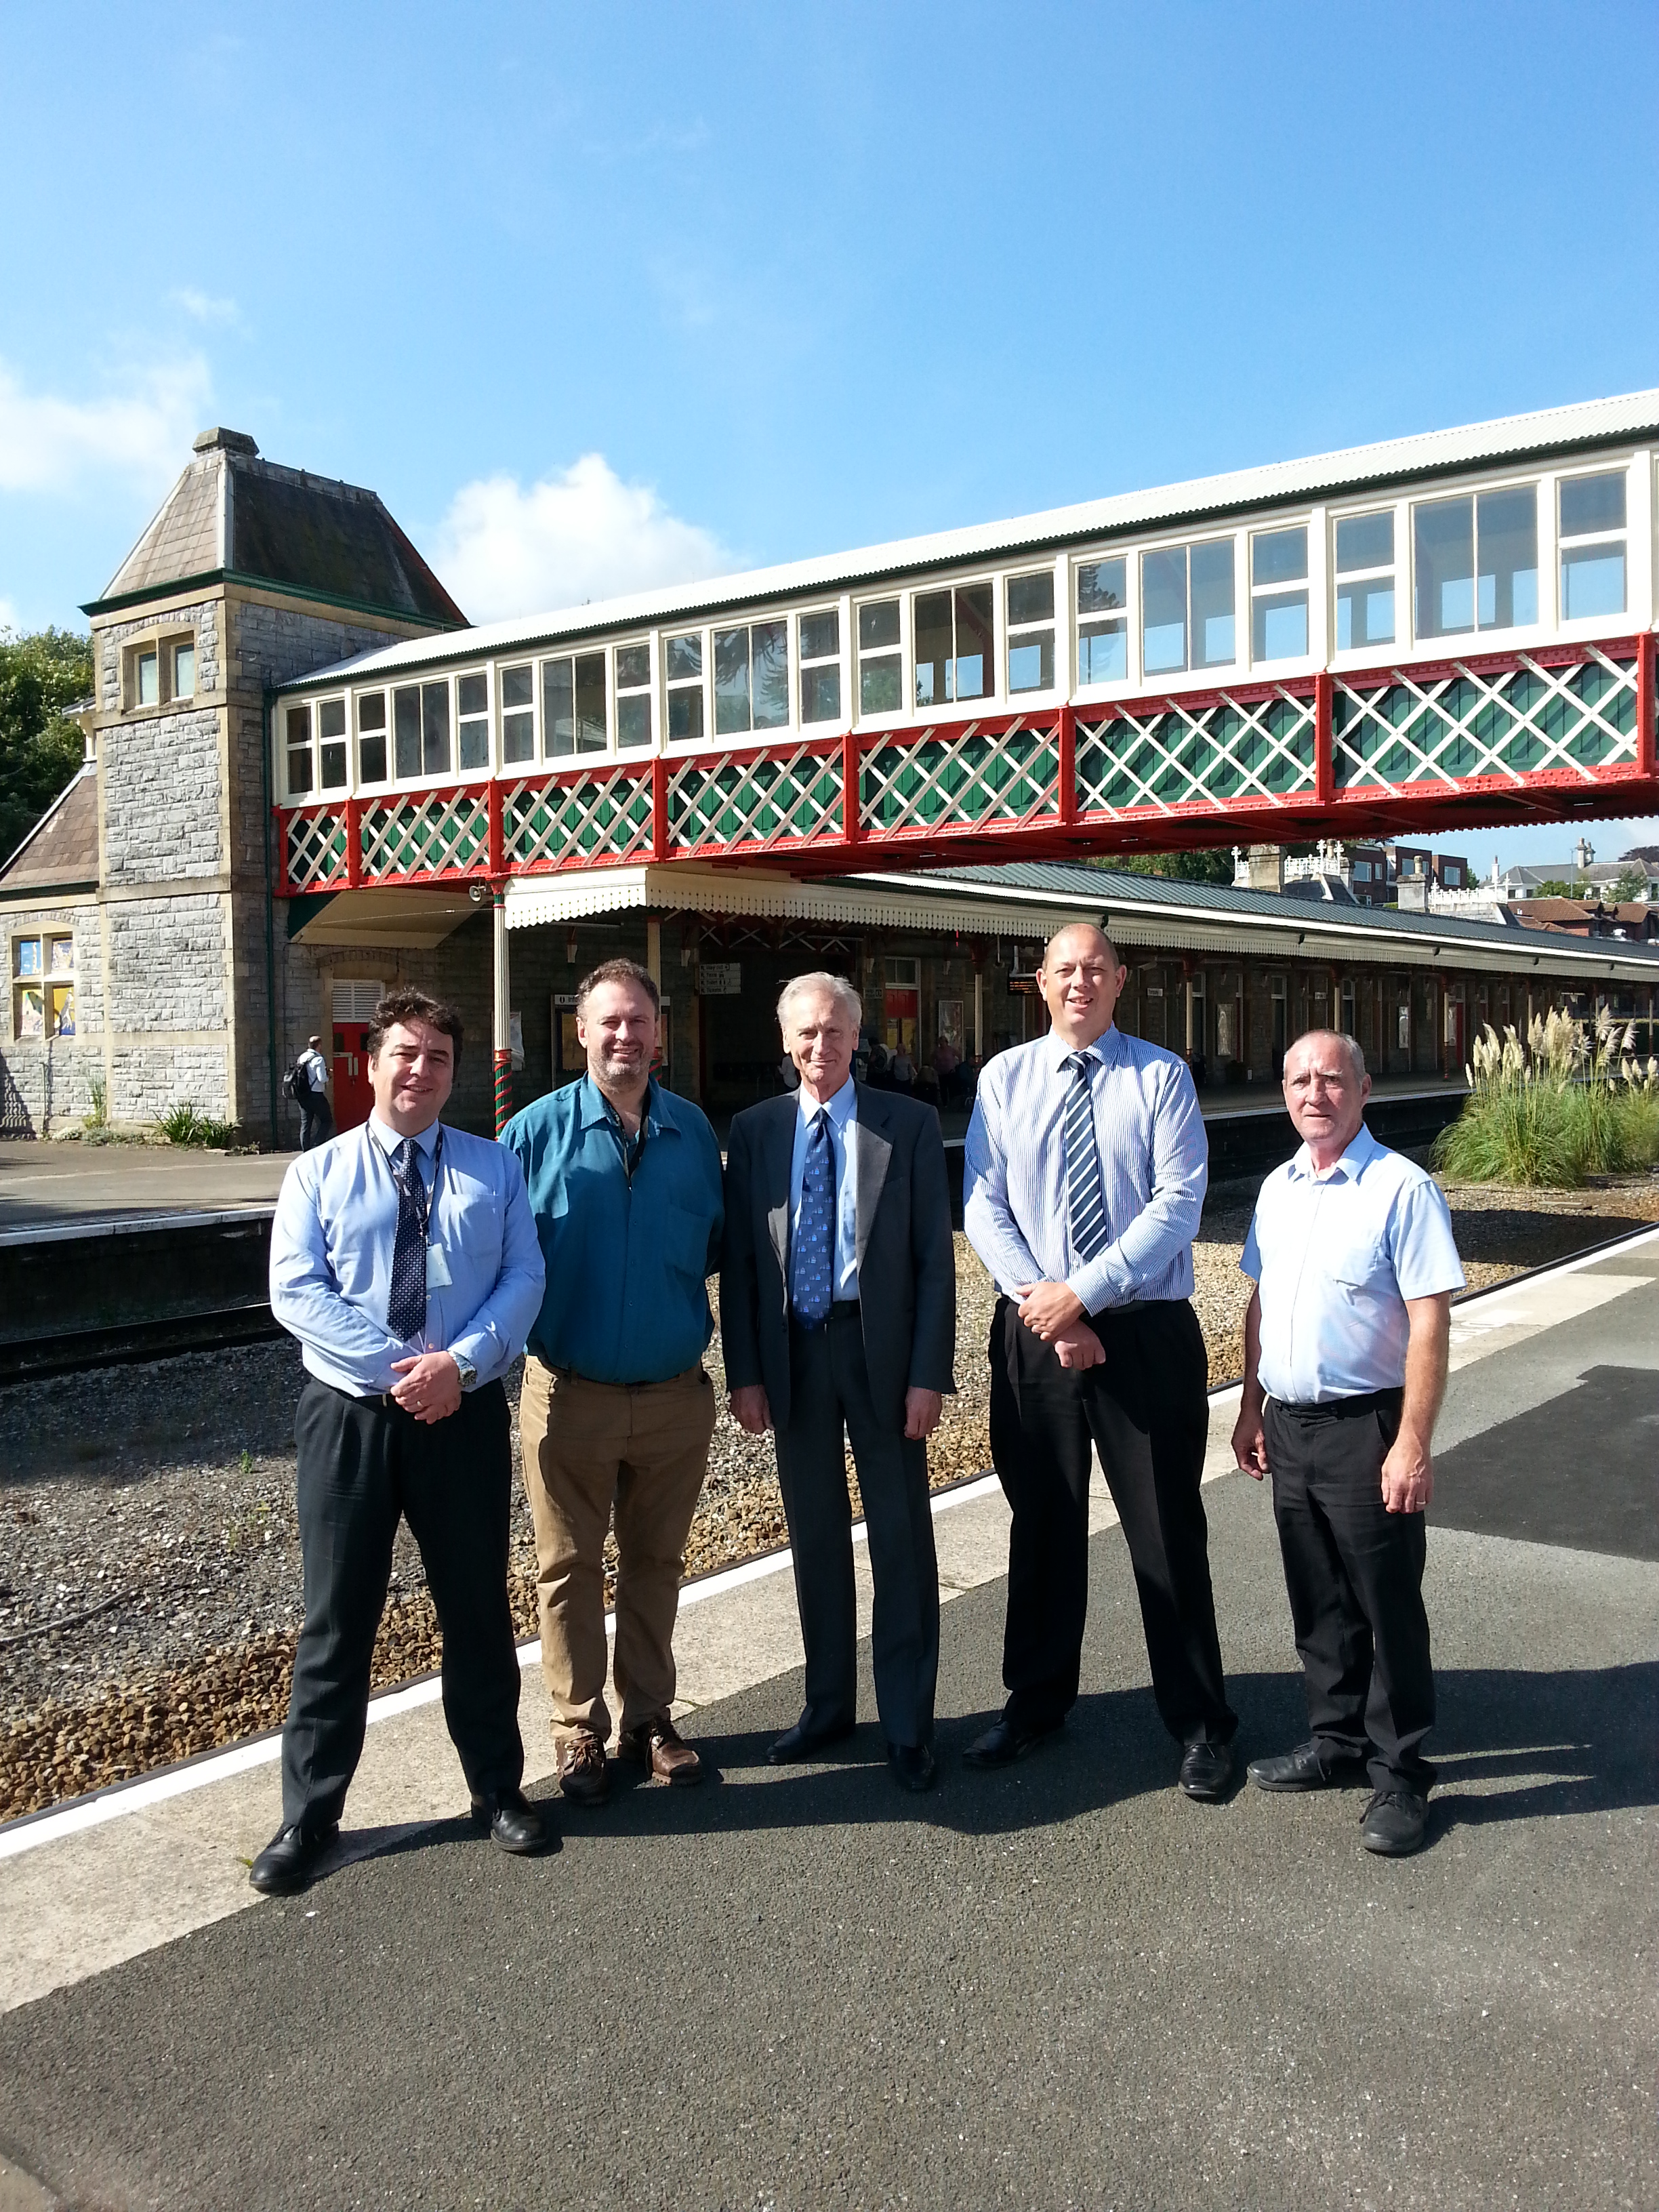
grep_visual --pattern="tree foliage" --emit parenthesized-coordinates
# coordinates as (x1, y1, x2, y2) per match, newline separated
(1084, 846, 1235, 886)
(0, 628, 92, 865)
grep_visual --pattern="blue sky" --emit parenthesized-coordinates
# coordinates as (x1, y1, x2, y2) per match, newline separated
(3, 0, 1658, 865)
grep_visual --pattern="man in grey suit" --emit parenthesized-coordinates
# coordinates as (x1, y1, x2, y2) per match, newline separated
(721, 971, 956, 1790)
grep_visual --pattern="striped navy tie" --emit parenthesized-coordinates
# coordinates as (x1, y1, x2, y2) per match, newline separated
(1063, 1052, 1109, 1265)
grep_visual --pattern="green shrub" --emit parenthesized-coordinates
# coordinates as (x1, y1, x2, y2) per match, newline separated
(1433, 1011, 1659, 1187)
(159, 1101, 240, 1149)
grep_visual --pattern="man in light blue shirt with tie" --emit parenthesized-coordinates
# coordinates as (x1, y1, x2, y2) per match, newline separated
(964, 922, 1237, 1799)
(254, 987, 547, 1895)
(1233, 1029, 1464, 1857)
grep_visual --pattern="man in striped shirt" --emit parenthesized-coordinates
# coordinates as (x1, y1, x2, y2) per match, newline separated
(963, 922, 1237, 1800)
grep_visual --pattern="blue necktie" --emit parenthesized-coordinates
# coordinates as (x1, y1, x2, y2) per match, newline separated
(1063, 1053, 1109, 1265)
(387, 1138, 429, 1341)
(791, 1111, 835, 1326)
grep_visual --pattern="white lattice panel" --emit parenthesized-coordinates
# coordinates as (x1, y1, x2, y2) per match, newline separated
(360, 790, 489, 880)
(859, 719, 1060, 837)
(505, 768, 654, 869)
(284, 808, 351, 891)
(670, 744, 843, 853)
(1334, 647, 1638, 791)
(1076, 690, 1316, 818)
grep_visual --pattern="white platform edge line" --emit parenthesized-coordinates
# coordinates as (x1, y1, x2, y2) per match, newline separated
(6, 1225, 1651, 1864)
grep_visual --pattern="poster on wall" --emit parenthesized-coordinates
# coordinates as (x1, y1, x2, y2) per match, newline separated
(16, 986, 43, 1038)
(698, 963, 741, 996)
(553, 992, 583, 1078)
(935, 998, 964, 1051)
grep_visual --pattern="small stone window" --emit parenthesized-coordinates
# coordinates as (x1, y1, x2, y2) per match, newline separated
(12, 931, 75, 1040)
(125, 628, 197, 711)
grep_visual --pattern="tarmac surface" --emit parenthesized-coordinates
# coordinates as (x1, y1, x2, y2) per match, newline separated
(0, 1231, 1654, 2211)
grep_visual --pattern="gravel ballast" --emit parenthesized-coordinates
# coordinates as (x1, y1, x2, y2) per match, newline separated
(4, 1175, 1656, 1821)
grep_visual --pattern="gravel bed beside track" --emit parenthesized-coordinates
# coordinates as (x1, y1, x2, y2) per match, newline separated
(4, 1176, 1656, 1820)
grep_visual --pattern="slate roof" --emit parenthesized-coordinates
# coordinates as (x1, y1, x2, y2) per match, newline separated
(86, 430, 466, 629)
(919, 858, 1659, 968)
(0, 766, 98, 894)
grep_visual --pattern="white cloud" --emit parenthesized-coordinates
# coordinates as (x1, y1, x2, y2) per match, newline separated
(0, 596, 19, 636)
(170, 287, 245, 331)
(0, 355, 213, 497)
(431, 453, 733, 622)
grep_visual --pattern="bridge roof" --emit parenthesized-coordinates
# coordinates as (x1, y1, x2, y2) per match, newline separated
(282, 386, 1659, 689)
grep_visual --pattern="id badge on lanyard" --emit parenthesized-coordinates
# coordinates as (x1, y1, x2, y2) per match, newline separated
(423, 1129, 455, 1289)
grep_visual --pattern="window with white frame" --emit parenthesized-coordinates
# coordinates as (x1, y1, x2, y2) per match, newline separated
(393, 681, 451, 778)
(714, 620, 788, 737)
(1559, 470, 1627, 620)
(356, 691, 388, 783)
(1006, 571, 1054, 695)
(316, 698, 348, 790)
(500, 665, 535, 763)
(1414, 486, 1537, 639)
(136, 646, 159, 707)
(615, 642, 652, 748)
(799, 609, 841, 723)
(1334, 510, 1395, 650)
(1141, 539, 1233, 675)
(665, 633, 705, 742)
(285, 703, 314, 796)
(914, 583, 993, 708)
(542, 653, 607, 758)
(1251, 526, 1309, 662)
(457, 672, 490, 769)
(172, 639, 195, 699)
(1076, 558, 1128, 684)
(12, 930, 75, 1040)
(857, 599, 901, 716)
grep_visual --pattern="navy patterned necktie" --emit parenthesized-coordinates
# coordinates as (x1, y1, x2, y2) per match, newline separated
(386, 1137, 429, 1341)
(791, 1111, 835, 1326)
(1063, 1052, 1109, 1265)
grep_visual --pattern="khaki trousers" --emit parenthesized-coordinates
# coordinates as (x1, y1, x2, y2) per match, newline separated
(519, 1355, 715, 1746)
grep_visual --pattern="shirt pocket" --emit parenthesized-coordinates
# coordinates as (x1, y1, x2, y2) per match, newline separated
(659, 1200, 714, 1282)
(1324, 1232, 1386, 1292)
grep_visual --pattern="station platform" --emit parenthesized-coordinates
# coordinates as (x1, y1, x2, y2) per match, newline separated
(1, 1228, 1653, 2209)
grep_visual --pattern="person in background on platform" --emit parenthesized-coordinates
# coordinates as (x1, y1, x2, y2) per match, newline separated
(962, 922, 1237, 1800)
(721, 972, 956, 1791)
(295, 1033, 335, 1150)
(1233, 1030, 1463, 1858)
(501, 959, 724, 1808)
(933, 1033, 962, 1109)
(889, 1040, 915, 1092)
(255, 989, 548, 1894)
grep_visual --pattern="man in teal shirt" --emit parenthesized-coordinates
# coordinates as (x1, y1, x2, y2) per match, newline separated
(501, 959, 724, 1807)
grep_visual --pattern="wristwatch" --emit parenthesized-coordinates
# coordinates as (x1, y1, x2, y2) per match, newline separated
(453, 1351, 477, 1391)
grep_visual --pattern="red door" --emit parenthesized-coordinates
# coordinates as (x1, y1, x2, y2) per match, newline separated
(332, 1021, 375, 1130)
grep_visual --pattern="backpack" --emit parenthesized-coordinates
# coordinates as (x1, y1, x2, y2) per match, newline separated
(284, 1059, 312, 1105)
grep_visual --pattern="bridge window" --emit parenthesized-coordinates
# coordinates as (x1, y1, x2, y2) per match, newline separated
(1414, 487, 1536, 638)
(356, 691, 388, 783)
(542, 653, 607, 758)
(1142, 539, 1233, 675)
(914, 582, 993, 708)
(457, 672, 489, 770)
(1006, 571, 1054, 695)
(666, 632, 705, 742)
(799, 609, 842, 723)
(500, 665, 535, 763)
(1251, 527, 1308, 661)
(615, 642, 653, 748)
(1559, 470, 1626, 619)
(858, 599, 901, 716)
(317, 698, 348, 789)
(1076, 558, 1127, 684)
(1335, 511, 1395, 649)
(285, 703, 312, 796)
(714, 620, 789, 736)
(394, 681, 451, 777)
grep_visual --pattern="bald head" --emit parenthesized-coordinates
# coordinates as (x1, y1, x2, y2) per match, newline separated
(1038, 921, 1127, 1048)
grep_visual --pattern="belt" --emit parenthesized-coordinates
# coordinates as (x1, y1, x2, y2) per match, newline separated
(1269, 1386, 1404, 1419)
(790, 1298, 861, 1330)
(535, 1358, 705, 1390)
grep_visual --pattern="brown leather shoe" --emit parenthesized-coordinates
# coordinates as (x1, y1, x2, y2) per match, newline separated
(617, 1714, 702, 1786)
(556, 1729, 609, 1806)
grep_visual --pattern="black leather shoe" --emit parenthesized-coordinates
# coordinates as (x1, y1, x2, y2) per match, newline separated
(1248, 1739, 1366, 1793)
(1360, 1788, 1427, 1857)
(888, 1740, 938, 1792)
(470, 1788, 552, 1856)
(1178, 1738, 1234, 1801)
(767, 1717, 855, 1765)
(249, 1820, 338, 1896)
(963, 1714, 1060, 1769)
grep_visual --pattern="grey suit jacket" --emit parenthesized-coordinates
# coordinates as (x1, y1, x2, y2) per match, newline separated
(719, 1084, 956, 1433)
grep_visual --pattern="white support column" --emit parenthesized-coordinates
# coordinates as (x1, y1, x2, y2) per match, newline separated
(491, 890, 511, 1134)
(974, 966, 984, 1061)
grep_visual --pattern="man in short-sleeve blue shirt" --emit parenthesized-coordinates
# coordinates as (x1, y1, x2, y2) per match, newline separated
(1233, 1030, 1464, 1858)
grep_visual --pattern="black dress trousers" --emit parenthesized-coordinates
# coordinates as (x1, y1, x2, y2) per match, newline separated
(282, 1376, 525, 1828)
(773, 1307, 941, 1749)
(987, 1294, 1235, 1746)
(1263, 1391, 1435, 1796)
